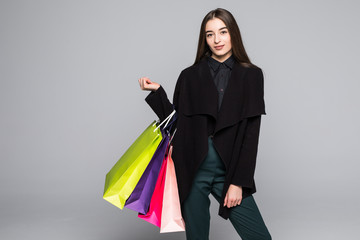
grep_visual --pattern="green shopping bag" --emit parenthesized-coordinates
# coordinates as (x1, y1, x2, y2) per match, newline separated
(103, 110, 176, 210)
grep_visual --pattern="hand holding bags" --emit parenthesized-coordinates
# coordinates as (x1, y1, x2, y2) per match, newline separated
(103, 110, 176, 210)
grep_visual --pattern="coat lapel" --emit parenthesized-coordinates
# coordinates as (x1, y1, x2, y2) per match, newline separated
(181, 56, 257, 135)
(181, 57, 218, 121)
(214, 61, 248, 134)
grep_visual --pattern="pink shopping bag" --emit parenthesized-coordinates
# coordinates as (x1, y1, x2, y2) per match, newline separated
(138, 153, 168, 227)
(160, 145, 185, 233)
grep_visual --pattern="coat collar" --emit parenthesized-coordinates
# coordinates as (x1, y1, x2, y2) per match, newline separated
(180, 56, 265, 135)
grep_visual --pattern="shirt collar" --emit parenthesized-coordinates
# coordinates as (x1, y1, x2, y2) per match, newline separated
(207, 54, 235, 72)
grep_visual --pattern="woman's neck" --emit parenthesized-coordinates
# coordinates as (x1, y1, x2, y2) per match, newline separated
(211, 52, 233, 63)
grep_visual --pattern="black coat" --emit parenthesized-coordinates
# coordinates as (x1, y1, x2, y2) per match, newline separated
(145, 56, 266, 219)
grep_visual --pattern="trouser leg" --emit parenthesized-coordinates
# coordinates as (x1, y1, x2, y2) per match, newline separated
(182, 137, 220, 240)
(183, 136, 272, 240)
(228, 196, 272, 240)
(210, 152, 272, 239)
(182, 171, 211, 240)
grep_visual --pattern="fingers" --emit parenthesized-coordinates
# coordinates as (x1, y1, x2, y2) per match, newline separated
(227, 199, 234, 208)
(224, 194, 242, 208)
(227, 198, 242, 208)
(224, 193, 237, 208)
(223, 184, 243, 208)
(138, 77, 151, 90)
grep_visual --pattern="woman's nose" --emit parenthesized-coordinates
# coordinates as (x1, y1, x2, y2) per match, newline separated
(214, 34, 220, 43)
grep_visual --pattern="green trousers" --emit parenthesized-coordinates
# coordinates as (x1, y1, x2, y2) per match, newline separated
(182, 136, 271, 240)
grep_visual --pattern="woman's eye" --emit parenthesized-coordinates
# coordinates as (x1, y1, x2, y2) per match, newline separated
(206, 34, 213, 37)
(221, 31, 228, 34)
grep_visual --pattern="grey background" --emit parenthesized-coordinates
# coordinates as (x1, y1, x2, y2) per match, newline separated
(1, 0, 359, 239)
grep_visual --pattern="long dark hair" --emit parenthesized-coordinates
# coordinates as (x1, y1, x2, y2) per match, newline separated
(194, 8, 256, 68)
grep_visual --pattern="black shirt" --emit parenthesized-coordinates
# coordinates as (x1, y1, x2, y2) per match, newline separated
(207, 54, 235, 111)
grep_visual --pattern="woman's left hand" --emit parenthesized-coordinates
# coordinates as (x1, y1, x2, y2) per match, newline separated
(224, 184, 243, 208)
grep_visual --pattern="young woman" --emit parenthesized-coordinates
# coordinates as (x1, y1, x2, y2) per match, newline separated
(138, 8, 271, 240)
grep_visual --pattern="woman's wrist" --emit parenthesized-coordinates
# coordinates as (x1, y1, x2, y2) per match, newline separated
(152, 83, 160, 92)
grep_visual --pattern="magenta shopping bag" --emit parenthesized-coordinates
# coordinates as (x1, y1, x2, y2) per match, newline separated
(138, 152, 168, 227)
(125, 129, 170, 214)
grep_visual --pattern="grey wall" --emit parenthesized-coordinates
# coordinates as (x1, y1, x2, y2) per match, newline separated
(1, 0, 359, 239)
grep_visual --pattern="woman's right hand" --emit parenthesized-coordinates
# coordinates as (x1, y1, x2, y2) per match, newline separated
(138, 77, 160, 92)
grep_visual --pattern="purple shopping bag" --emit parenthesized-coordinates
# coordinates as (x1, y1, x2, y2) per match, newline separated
(125, 129, 170, 214)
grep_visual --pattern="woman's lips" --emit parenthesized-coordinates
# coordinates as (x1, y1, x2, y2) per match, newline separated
(214, 45, 224, 50)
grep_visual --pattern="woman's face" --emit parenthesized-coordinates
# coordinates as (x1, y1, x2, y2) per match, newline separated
(205, 17, 232, 62)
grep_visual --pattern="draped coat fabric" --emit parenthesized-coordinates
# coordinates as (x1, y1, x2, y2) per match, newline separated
(145, 56, 266, 219)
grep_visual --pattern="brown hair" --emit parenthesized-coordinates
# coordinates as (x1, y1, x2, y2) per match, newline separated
(193, 8, 256, 68)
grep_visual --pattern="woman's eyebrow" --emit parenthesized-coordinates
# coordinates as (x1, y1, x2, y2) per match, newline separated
(205, 27, 228, 33)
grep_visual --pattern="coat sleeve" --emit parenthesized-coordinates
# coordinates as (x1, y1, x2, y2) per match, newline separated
(230, 115, 262, 188)
(144, 70, 184, 130)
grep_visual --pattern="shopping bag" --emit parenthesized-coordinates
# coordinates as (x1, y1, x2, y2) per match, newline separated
(160, 145, 185, 233)
(103, 120, 162, 209)
(103, 110, 177, 210)
(138, 152, 168, 227)
(125, 128, 170, 214)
